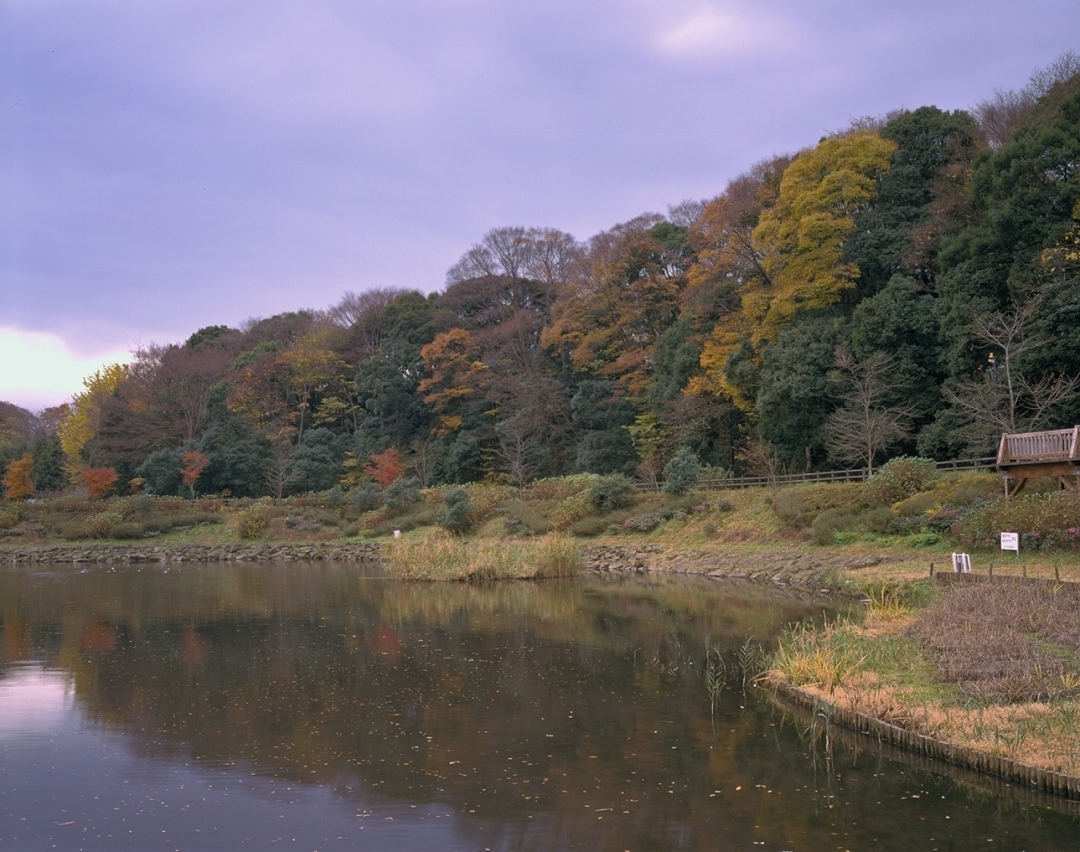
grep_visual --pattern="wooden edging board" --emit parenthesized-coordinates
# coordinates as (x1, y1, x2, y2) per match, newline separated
(765, 676, 1080, 803)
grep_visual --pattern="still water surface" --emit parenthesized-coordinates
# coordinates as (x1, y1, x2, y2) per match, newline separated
(1, 562, 1077, 850)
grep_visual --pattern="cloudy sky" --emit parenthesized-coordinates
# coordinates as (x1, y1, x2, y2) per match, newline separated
(1, 0, 1077, 409)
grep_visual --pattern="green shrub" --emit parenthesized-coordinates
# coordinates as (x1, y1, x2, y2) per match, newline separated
(952, 491, 1080, 550)
(662, 447, 702, 495)
(383, 478, 421, 512)
(372, 505, 437, 536)
(87, 511, 124, 539)
(586, 475, 636, 512)
(568, 516, 609, 537)
(620, 512, 661, 533)
(550, 491, 594, 531)
(886, 514, 929, 535)
(893, 491, 938, 517)
(501, 500, 553, 536)
(285, 514, 324, 532)
(810, 509, 857, 545)
(0, 507, 20, 529)
(111, 522, 146, 540)
(941, 474, 1001, 506)
(236, 504, 271, 539)
(862, 506, 895, 534)
(772, 490, 815, 528)
(60, 521, 92, 540)
(349, 481, 383, 513)
(435, 487, 474, 534)
(863, 456, 937, 507)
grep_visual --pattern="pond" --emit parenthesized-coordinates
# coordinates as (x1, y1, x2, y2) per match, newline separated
(1, 562, 1077, 850)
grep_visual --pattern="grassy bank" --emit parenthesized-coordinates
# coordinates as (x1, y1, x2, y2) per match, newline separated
(769, 578, 1080, 777)
(383, 533, 582, 581)
(2, 463, 1078, 588)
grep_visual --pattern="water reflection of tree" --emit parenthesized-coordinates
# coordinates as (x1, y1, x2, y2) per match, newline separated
(15, 567, 1075, 849)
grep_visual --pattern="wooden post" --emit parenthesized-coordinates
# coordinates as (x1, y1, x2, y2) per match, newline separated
(989, 562, 993, 580)
(1056, 564, 1060, 582)
(929, 563, 934, 578)
(1022, 562, 1027, 578)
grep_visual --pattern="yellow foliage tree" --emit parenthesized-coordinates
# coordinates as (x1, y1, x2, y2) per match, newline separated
(3, 454, 34, 500)
(748, 131, 897, 343)
(418, 328, 489, 436)
(57, 363, 129, 483)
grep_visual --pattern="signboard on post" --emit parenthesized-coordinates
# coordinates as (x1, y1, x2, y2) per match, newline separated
(1001, 532, 1020, 552)
(951, 552, 972, 573)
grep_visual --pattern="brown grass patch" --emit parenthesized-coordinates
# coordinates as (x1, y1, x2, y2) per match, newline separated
(909, 582, 1080, 704)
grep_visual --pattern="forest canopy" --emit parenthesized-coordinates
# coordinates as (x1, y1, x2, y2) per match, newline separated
(4, 55, 1080, 498)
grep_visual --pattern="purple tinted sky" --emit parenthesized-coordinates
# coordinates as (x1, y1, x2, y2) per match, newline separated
(1, 0, 1077, 408)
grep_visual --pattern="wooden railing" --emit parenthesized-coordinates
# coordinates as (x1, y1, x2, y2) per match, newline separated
(643, 456, 998, 492)
(997, 427, 1080, 465)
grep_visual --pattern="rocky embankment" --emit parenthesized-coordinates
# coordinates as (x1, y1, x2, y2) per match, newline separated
(0, 541, 382, 564)
(2, 540, 887, 586)
(585, 544, 890, 587)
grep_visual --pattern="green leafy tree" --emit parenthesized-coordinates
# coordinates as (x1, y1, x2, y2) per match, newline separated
(755, 316, 848, 470)
(851, 275, 944, 425)
(286, 428, 345, 494)
(662, 447, 702, 495)
(30, 436, 65, 493)
(936, 84, 1080, 375)
(843, 107, 980, 294)
(569, 381, 638, 475)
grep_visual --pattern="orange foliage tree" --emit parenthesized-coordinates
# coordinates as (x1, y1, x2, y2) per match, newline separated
(365, 447, 405, 488)
(180, 449, 211, 499)
(81, 466, 118, 498)
(3, 454, 34, 500)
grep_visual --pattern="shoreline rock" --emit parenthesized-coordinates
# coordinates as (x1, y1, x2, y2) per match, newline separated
(0, 541, 382, 565)
(584, 543, 888, 588)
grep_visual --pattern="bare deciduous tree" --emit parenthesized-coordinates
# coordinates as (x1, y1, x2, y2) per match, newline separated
(495, 413, 547, 492)
(974, 50, 1080, 147)
(944, 307, 1080, 451)
(823, 350, 918, 474)
(736, 436, 784, 484)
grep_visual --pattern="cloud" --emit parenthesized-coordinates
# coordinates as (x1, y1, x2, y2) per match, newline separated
(0, 327, 132, 411)
(653, 3, 792, 60)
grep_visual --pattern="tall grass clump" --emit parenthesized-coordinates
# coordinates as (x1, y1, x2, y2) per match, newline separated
(383, 533, 582, 582)
(771, 619, 868, 693)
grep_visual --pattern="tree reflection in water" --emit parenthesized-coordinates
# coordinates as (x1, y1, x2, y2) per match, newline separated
(0, 563, 1077, 850)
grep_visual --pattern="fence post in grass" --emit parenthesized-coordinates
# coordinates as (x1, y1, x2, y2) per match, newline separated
(929, 562, 934, 578)
(989, 562, 993, 580)
(1055, 564, 1060, 582)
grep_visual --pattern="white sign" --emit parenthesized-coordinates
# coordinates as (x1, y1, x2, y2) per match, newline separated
(1000, 532, 1020, 552)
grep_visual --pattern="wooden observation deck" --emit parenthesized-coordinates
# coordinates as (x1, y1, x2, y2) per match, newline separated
(996, 426, 1080, 497)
